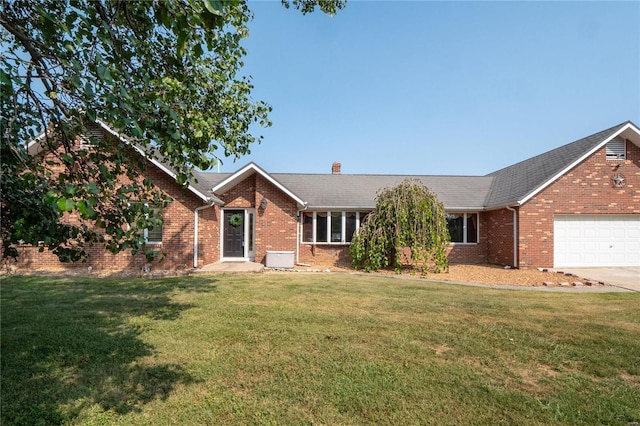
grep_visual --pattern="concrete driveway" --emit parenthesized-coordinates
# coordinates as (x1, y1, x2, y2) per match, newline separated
(561, 267, 640, 292)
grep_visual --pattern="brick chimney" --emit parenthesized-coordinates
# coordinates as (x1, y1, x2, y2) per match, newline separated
(332, 161, 341, 174)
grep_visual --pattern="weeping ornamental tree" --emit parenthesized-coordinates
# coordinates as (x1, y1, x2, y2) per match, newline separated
(350, 179, 450, 274)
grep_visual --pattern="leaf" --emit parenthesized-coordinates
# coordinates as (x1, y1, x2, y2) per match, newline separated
(85, 181, 99, 195)
(65, 183, 78, 196)
(84, 81, 94, 97)
(96, 65, 113, 83)
(203, 0, 223, 16)
(177, 31, 188, 57)
(57, 198, 75, 212)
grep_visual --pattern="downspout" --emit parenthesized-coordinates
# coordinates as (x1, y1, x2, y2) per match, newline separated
(506, 206, 518, 268)
(296, 203, 308, 265)
(194, 199, 216, 268)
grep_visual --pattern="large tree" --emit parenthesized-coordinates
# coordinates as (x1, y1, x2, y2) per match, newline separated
(350, 179, 450, 274)
(0, 0, 345, 262)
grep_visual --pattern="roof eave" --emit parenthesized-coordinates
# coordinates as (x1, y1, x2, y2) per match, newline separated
(211, 162, 307, 206)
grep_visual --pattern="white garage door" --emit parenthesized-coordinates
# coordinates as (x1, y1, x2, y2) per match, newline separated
(554, 215, 640, 267)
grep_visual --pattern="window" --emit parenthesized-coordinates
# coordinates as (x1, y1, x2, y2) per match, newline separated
(130, 202, 163, 244)
(145, 206, 163, 243)
(606, 137, 626, 160)
(316, 212, 328, 243)
(303, 212, 313, 242)
(345, 212, 357, 243)
(301, 211, 367, 244)
(446, 213, 478, 244)
(331, 212, 342, 242)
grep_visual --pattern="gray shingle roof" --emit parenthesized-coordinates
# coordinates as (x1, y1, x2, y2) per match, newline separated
(195, 170, 493, 210)
(271, 174, 493, 210)
(484, 121, 631, 208)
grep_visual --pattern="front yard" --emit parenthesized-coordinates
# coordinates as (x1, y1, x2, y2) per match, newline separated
(1, 273, 638, 425)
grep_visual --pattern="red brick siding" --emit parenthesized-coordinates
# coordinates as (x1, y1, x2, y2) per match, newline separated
(254, 175, 298, 264)
(298, 244, 352, 267)
(486, 208, 516, 266)
(222, 174, 256, 208)
(518, 140, 640, 268)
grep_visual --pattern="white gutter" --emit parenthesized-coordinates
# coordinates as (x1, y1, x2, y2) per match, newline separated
(194, 200, 216, 268)
(506, 206, 518, 268)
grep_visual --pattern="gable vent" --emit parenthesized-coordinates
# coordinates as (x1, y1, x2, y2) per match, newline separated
(606, 137, 626, 160)
(80, 124, 103, 149)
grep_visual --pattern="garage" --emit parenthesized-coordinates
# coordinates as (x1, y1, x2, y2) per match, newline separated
(554, 215, 640, 267)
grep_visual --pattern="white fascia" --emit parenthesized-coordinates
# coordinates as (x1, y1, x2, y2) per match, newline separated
(518, 122, 640, 206)
(211, 162, 307, 208)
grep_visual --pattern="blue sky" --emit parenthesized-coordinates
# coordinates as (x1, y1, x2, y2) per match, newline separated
(219, 0, 640, 175)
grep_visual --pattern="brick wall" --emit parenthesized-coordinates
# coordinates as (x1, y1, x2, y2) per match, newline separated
(298, 244, 352, 267)
(254, 175, 298, 264)
(518, 140, 640, 268)
(486, 208, 516, 266)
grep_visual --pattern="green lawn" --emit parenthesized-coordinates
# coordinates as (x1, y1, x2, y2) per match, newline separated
(1, 273, 639, 425)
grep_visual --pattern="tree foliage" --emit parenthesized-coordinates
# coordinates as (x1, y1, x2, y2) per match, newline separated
(0, 0, 345, 262)
(350, 179, 450, 274)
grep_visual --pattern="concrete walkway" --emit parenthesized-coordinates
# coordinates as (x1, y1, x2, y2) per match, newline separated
(196, 261, 264, 273)
(559, 267, 640, 292)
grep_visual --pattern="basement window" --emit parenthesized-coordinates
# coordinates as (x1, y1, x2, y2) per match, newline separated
(606, 137, 626, 160)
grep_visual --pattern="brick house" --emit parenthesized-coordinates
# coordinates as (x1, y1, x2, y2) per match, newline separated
(10, 120, 640, 271)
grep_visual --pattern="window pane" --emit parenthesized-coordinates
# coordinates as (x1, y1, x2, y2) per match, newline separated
(248, 213, 254, 251)
(146, 208, 163, 243)
(360, 212, 371, 226)
(466, 213, 478, 243)
(446, 214, 463, 243)
(316, 212, 328, 242)
(303, 212, 313, 242)
(345, 212, 357, 242)
(331, 212, 342, 242)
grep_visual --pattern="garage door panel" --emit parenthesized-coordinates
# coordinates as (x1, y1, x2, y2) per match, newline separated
(554, 215, 640, 267)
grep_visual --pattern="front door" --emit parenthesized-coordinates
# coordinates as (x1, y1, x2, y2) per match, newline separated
(223, 210, 245, 258)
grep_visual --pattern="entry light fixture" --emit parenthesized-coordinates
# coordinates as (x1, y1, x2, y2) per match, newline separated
(260, 198, 268, 210)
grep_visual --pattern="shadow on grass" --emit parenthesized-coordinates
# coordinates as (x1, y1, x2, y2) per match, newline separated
(1, 275, 217, 424)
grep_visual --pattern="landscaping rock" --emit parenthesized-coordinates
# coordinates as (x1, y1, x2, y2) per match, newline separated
(559, 282, 570, 287)
(543, 281, 554, 286)
(572, 281, 584, 287)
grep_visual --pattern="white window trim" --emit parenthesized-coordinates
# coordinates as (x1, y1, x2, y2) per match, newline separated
(447, 212, 479, 245)
(302, 211, 365, 245)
